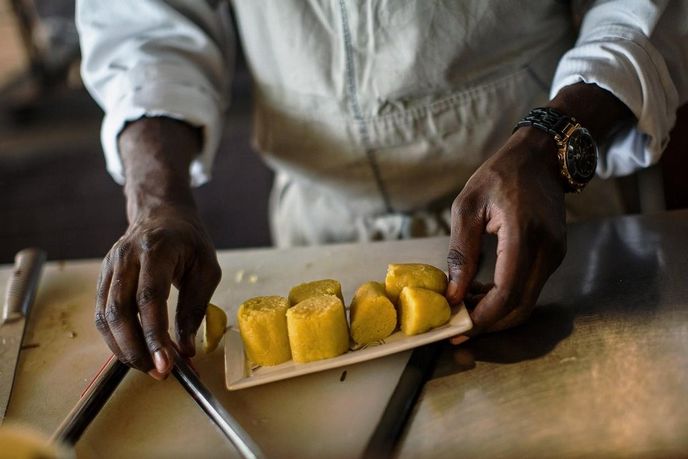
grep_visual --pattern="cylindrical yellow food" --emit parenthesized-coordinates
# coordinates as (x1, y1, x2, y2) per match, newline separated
(350, 281, 397, 345)
(286, 295, 350, 363)
(399, 287, 451, 335)
(385, 263, 448, 303)
(237, 296, 291, 366)
(288, 279, 344, 306)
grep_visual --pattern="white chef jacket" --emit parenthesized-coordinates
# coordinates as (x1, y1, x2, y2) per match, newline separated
(76, 0, 688, 246)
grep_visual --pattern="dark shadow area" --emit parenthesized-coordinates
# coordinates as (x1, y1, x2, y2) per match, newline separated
(433, 303, 575, 378)
(432, 211, 673, 379)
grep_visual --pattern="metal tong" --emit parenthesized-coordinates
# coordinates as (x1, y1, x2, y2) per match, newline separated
(51, 350, 265, 459)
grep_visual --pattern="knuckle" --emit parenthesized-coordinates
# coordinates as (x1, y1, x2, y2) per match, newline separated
(140, 228, 168, 253)
(451, 196, 469, 219)
(143, 329, 163, 351)
(96, 274, 111, 299)
(94, 311, 109, 331)
(451, 191, 480, 217)
(102, 252, 114, 269)
(113, 241, 132, 262)
(105, 302, 126, 327)
(122, 353, 148, 370)
(447, 248, 469, 268)
(136, 286, 159, 308)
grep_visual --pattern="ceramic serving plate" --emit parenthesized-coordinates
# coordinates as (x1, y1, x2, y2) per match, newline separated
(225, 303, 472, 390)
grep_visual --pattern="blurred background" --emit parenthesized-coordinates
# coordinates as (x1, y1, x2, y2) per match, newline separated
(0, 0, 685, 265)
(0, 0, 273, 264)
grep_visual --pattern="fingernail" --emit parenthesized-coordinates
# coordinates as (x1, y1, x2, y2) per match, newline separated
(153, 349, 171, 374)
(450, 335, 469, 346)
(148, 369, 166, 381)
(446, 280, 459, 300)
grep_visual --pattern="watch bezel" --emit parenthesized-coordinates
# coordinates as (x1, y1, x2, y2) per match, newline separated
(557, 124, 598, 192)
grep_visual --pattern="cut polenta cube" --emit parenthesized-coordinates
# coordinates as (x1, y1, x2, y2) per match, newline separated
(288, 279, 344, 306)
(287, 295, 349, 363)
(385, 263, 448, 304)
(237, 296, 291, 366)
(399, 287, 451, 335)
(350, 281, 397, 345)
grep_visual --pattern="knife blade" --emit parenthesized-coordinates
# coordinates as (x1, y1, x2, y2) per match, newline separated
(0, 248, 46, 423)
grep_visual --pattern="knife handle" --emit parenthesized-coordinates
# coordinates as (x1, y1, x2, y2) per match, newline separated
(3, 248, 46, 323)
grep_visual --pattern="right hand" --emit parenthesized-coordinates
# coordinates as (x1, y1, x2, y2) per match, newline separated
(95, 116, 221, 379)
(96, 206, 221, 379)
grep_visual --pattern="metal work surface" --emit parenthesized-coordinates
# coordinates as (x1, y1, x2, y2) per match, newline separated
(1, 211, 686, 457)
(398, 210, 688, 458)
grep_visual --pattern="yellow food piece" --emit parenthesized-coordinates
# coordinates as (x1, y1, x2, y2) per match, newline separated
(288, 279, 344, 306)
(399, 287, 451, 335)
(349, 281, 397, 345)
(203, 303, 228, 353)
(237, 296, 291, 366)
(385, 263, 448, 303)
(286, 295, 350, 363)
(0, 424, 63, 459)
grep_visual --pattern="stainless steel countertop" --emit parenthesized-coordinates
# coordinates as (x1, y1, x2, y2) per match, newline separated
(398, 210, 688, 458)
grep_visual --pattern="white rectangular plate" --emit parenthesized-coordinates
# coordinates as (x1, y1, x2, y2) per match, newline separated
(225, 304, 472, 391)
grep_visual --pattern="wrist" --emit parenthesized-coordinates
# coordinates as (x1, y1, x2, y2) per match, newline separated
(547, 82, 633, 143)
(119, 117, 201, 222)
(510, 126, 564, 192)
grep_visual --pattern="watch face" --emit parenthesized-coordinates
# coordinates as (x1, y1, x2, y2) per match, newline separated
(566, 128, 598, 184)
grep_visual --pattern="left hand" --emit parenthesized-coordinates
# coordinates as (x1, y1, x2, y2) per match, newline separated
(445, 82, 633, 336)
(445, 126, 567, 335)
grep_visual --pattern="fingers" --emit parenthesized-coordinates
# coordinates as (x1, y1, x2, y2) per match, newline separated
(95, 254, 122, 357)
(468, 220, 531, 334)
(446, 201, 484, 304)
(137, 253, 175, 375)
(175, 259, 222, 357)
(105, 249, 155, 373)
(487, 241, 561, 332)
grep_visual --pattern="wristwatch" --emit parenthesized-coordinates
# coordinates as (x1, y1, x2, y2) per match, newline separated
(514, 107, 598, 192)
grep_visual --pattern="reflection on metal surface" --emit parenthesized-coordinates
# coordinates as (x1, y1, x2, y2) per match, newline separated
(399, 211, 688, 458)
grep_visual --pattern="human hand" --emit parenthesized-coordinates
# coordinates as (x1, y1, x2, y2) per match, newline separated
(95, 117, 220, 379)
(96, 206, 221, 379)
(445, 82, 633, 337)
(445, 127, 567, 335)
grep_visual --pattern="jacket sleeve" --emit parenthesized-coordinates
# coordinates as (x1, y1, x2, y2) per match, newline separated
(76, 0, 234, 186)
(550, 0, 688, 178)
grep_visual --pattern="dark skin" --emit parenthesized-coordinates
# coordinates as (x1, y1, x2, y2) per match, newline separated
(95, 118, 221, 379)
(446, 82, 632, 339)
(97, 82, 632, 378)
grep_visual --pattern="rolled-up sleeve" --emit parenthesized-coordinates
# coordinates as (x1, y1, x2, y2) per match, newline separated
(76, 0, 234, 186)
(550, 0, 688, 178)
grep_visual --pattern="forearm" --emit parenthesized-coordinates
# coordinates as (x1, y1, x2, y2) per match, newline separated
(118, 117, 202, 222)
(547, 82, 634, 144)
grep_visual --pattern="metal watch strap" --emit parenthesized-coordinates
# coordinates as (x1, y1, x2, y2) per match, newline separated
(514, 107, 577, 139)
